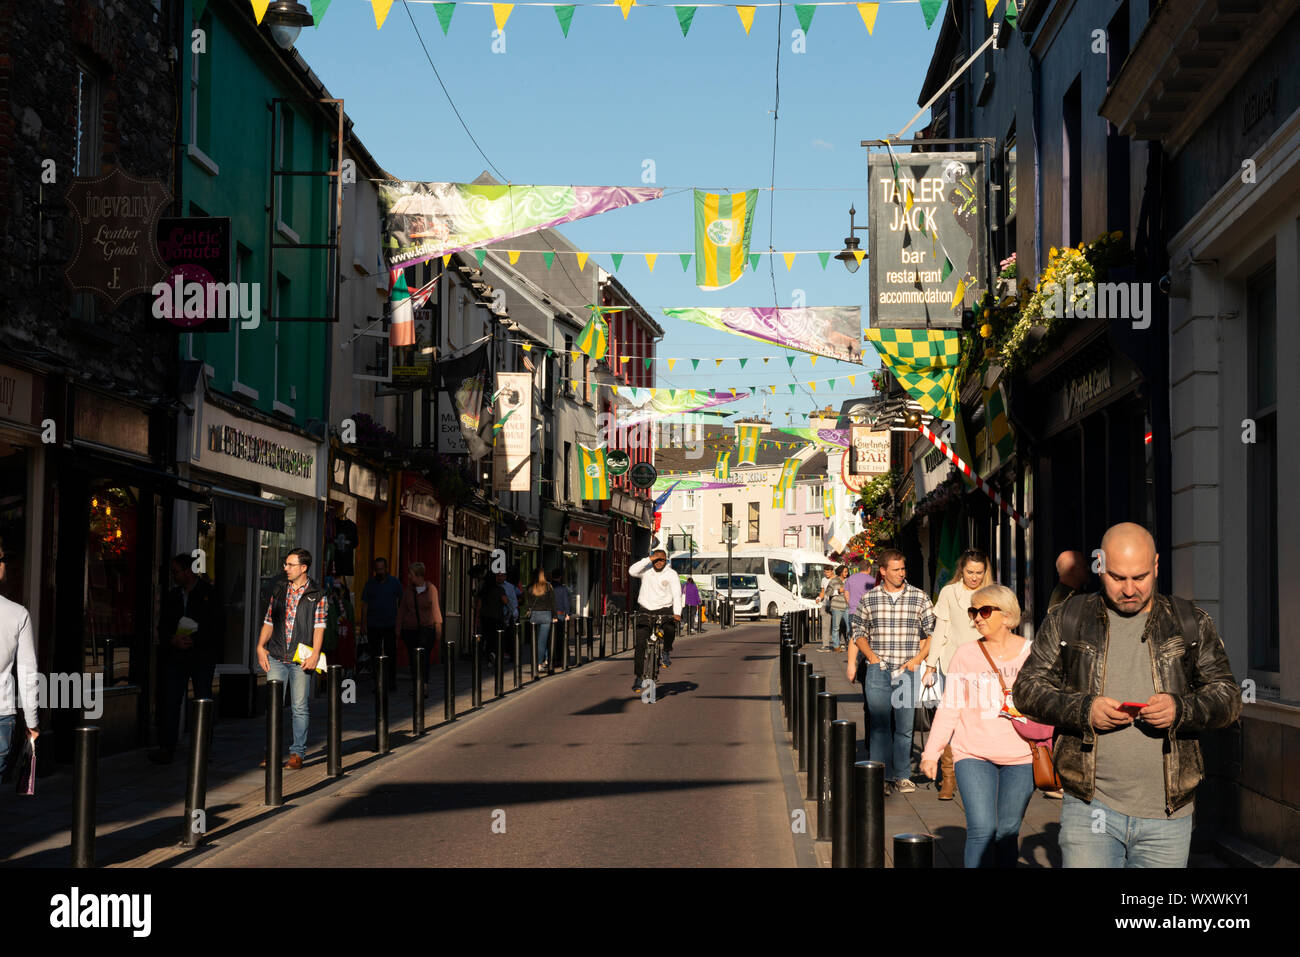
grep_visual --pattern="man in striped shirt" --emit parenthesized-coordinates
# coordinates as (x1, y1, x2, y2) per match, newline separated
(849, 548, 936, 793)
(256, 547, 326, 769)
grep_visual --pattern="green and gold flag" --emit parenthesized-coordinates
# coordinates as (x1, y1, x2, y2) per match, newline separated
(864, 328, 963, 423)
(772, 484, 787, 509)
(578, 445, 610, 500)
(777, 456, 802, 491)
(736, 424, 761, 464)
(715, 450, 731, 480)
(695, 189, 758, 291)
(823, 484, 834, 519)
(576, 315, 608, 362)
(982, 375, 1016, 476)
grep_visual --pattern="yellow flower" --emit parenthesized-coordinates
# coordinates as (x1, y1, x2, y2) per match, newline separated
(1078, 242, 1085, 251)
(1049, 247, 1058, 259)
(979, 323, 993, 338)
(1110, 230, 1123, 241)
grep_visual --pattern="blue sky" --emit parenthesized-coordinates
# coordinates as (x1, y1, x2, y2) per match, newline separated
(296, 0, 946, 426)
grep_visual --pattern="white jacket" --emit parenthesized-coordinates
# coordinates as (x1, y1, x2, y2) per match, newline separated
(629, 558, 683, 616)
(926, 580, 983, 674)
(0, 594, 40, 728)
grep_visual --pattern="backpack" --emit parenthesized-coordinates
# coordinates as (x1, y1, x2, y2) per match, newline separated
(1057, 593, 1201, 686)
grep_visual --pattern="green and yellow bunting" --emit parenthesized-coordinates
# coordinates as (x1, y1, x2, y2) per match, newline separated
(715, 451, 731, 480)
(554, 4, 575, 34)
(579, 445, 609, 500)
(434, 2, 455, 33)
(737, 424, 761, 464)
(676, 5, 696, 35)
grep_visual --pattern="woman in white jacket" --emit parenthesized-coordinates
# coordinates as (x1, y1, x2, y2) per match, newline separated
(923, 548, 991, 800)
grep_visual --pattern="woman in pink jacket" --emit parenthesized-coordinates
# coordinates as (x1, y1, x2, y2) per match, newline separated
(920, 584, 1047, 868)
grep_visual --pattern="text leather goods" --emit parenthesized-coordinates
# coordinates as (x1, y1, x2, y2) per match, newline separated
(977, 639, 1062, 792)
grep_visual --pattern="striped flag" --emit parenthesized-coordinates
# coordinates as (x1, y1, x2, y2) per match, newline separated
(576, 314, 608, 362)
(388, 268, 416, 347)
(578, 445, 610, 500)
(695, 190, 757, 291)
(982, 376, 1016, 475)
(736, 424, 761, 464)
(823, 484, 834, 519)
(777, 456, 802, 491)
(715, 450, 731, 480)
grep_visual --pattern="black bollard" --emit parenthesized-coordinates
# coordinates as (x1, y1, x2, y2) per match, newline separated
(71, 726, 99, 868)
(598, 613, 606, 658)
(816, 692, 837, 841)
(265, 679, 284, 807)
(182, 698, 214, 848)
(494, 629, 504, 699)
(830, 720, 856, 867)
(805, 674, 825, 801)
(796, 662, 814, 771)
(444, 640, 456, 721)
(586, 615, 594, 662)
(413, 649, 427, 735)
(792, 652, 806, 741)
(894, 833, 934, 868)
(376, 655, 390, 754)
(328, 665, 343, 776)
(780, 640, 791, 718)
(855, 761, 887, 868)
(514, 623, 523, 689)
(472, 634, 483, 708)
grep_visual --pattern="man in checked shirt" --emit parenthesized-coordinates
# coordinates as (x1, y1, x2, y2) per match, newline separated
(848, 548, 937, 794)
(256, 548, 325, 769)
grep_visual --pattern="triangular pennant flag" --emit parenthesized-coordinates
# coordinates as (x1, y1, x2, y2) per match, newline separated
(492, 3, 513, 31)
(828, 379, 835, 389)
(576, 252, 588, 271)
(920, 0, 942, 29)
(729, 388, 737, 397)
(543, 251, 554, 269)
(940, 256, 954, 281)
(554, 4, 575, 35)
(789, 383, 797, 394)
(630, 387, 637, 397)
(675, 5, 696, 36)
(986, 0, 999, 17)
(1005, 0, 1019, 28)
(708, 389, 715, 398)
(769, 385, 776, 394)
(508, 250, 521, 265)
(848, 375, 856, 386)
(521, 344, 532, 352)
(715, 359, 724, 368)
(810, 381, 817, 392)
(311, 0, 332, 28)
(434, 2, 456, 34)
(739, 358, 748, 368)
(794, 4, 815, 33)
(668, 390, 676, 400)
(250, 0, 271, 23)
(749, 253, 762, 271)
(679, 253, 692, 271)
(371, 0, 395, 28)
(817, 251, 830, 269)
(810, 356, 818, 367)
(546, 349, 554, 357)
(611, 385, 618, 394)
(668, 358, 677, 371)
(474, 248, 486, 267)
(737, 5, 755, 34)
(786, 356, 796, 369)
(442, 253, 452, 266)
(763, 357, 770, 364)
(952, 278, 967, 310)
(610, 253, 623, 271)
(617, 0, 634, 19)
(644, 357, 652, 370)
(783, 252, 796, 271)
(689, 390, 696, 399)
(645, 253, 658, 272)
(853, 250, 866, 267)
(648, 388, 657, 397)
(620, 355, 630, 363)
(857, 2, 878, 34)
(692, 359, 700, 371)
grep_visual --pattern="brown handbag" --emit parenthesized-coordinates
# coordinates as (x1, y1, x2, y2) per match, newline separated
(976, 639, 1062, 791)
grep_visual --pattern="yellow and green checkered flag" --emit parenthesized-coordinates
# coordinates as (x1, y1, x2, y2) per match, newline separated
(715, 450, 731, 480)
(865, 328, 963, 423)
(578, 444, 609, 500)
(736, 424, 761, 464)
(576, 314, 609, 362)
(777, 456, 802, 490)
(695, 190, 757, 291)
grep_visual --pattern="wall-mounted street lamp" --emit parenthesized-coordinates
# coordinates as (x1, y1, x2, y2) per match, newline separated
(265, 1, 314, 51)
(834, 205, 868, 274)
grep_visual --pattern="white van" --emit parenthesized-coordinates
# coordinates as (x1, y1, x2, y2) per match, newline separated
(670, 548, 833, 619)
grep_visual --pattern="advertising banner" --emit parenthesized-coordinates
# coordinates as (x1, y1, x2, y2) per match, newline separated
(492, 372, 532, 492)
(663, 306, 862, 363)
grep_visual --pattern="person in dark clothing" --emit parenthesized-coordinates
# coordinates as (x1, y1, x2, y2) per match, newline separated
(361, 557, 403, 690)
(477, 570, 508, 668)
(149, 553, 223, 765)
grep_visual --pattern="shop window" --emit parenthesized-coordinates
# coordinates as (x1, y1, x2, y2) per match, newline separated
(1247, 265, 1279, 675)
(1062, 76, 1083, 249)
(747, 502, 759, 542)
(85, 484, 140, 684)
(256, 497, 300, 622)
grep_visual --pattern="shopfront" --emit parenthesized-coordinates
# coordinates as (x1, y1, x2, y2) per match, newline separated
(564, 514, 610, 617)
(0, 362, 46, 619)
(442, 504, 494, 653)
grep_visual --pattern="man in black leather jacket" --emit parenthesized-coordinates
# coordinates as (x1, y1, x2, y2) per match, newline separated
(1013, 523, 1240, 867)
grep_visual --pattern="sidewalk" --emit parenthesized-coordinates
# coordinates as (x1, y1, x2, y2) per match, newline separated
(0, 630, 621, 869)
(782, 629, 1228, 868)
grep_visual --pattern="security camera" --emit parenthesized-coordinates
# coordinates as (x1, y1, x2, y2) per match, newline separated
(1158, 273, 1172, 295)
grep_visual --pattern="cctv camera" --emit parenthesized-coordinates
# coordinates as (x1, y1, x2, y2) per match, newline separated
(1158, 273, 1172, 295)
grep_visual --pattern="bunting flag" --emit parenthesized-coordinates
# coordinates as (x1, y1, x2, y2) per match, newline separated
(736, 424, 761, 464)
(1005, 0, 1019, 28)
(695, 190, 757, 291)
(737, 5, 755, 33)
(379, 181, 663, 272)
(578, 445, 610, 500)
(554, 3, 575, 34)
(434, 2, 456, 33)
(715, 450, 731, 480)
(920, 0, 942, 28)
(982, 374, 1016, 477)
(865, 328, 963, 422)
(679, 253, 693, 271)
(777, 457, 802, 491)
(576, 312, 608, 362)
(371, 0, 395, 28)
(663, 306, 862, 363)
(795, 3, 816, 32)
(493, 3, 513, 30)
(857, 2, 878, 34)
(250, 0, 270, 23)
(676, 5, 696, 35)
(388, 269, 416, 347)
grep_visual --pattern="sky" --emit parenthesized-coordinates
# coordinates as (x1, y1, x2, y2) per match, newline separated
(294, 0, 949, 427)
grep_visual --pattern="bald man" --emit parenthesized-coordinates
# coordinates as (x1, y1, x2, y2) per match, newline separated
(1047, 549, 1089, 611)
(1013, 523, 1240, 867)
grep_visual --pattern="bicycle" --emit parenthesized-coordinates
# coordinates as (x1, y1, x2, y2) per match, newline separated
(636, 611, 672, 701)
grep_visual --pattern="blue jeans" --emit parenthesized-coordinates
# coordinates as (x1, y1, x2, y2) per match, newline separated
(827, 609, 847, 649)
(0, 714, 14, 780)
(1059, 794, 1194, 868)
(953, 758, 1035, 868)
(531, 612, 552, 666)
(862, 663, 916, 782)
(266, 658, 312, 758)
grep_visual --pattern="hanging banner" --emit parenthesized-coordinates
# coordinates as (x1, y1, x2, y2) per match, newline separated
(579, 444, 610, 499)
(867, 150, 986, 329)
(437, 341, 492, 458)
(980, 375, 1016, 478)
(650, 477, 743, 491)
(865, 327, 963, 423)
(492, 372, 532, 492)
(378, 182, 663, 271)
(777, 456, 802, 491)
(618, 388, 748, 426)
(694, 189, 757, 290)
(776, 427, 850, 448)
(715, 450, 731, 480)
(663, 306, 862, 363)
(736, 424, 761, 464)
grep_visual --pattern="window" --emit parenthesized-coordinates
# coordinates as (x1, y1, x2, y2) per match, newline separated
(808, 486, 823, 513)
(189, 12, 214, 163)
(1062, 76, 1083, 249)
(721, 502, 733, 531)
(683, 487, 697, 511)
(1106, 4, 1132, 236)
(786, 487, 798, 514)
(233, 243, 257, 387)
(1003, 128, 1017, 262)
(747, 502, 760, 542)
(276, 107, 295, 233)
(808, 526, 824, 552)
(1247, 265, 1278, 676)
(563, 442, 572, 503)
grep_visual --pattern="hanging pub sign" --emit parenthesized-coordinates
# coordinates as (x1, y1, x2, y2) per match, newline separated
(629, 461, 657, 489)
(492, 372, 532, 492)
(867, 151, 986, 330)
(64, 167, 171, 309)
(607, 450, 631, 476)
(153, 216, 232, 333)
(845, 426, 891, 491)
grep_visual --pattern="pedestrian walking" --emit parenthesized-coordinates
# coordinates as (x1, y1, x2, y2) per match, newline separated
(923, 547, 991, 799)
(477, 571, 509, 668)
(521, 568, 556, 672)
(396, 562, 442, 696)
(820, 565, 850, 652)
(360, 558, 403, 691)
(150, 553, 224, 765)
(844, 564, 876, 611)
(682, 577, 701, 632)
(1048, 549, 1090, 610)
(1014, 523, 1241, 867)
(816, 566, 837, 645)
(920, 584, 1041, 867)
(847, 549, 936, 794)
(502, 571, 521, 631)
(256, 548, 325, 770)
(0, 538, 38, 782)
(628, 549, 682, 692)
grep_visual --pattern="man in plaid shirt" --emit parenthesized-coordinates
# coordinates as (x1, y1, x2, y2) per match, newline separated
(256, 547, 326, 769)
(848, 548, 936, 793)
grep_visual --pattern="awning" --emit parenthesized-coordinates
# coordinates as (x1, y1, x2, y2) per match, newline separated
(212, 489, 286, 533)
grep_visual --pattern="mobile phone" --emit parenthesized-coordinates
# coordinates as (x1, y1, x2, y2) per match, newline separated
(1117, 701, 1146, 715)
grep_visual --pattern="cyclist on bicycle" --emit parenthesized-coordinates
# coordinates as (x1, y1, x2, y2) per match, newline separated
(628, 549, 683, 693)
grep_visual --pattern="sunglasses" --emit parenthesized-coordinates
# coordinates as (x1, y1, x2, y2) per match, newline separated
(967, 605, 999, 620)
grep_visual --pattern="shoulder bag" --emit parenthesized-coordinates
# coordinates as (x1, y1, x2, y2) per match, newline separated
(976, 639, 1061, 791)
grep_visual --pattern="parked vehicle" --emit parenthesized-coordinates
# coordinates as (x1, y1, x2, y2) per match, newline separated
(670, 548, 832, 618)
(710, 574, 762, 620)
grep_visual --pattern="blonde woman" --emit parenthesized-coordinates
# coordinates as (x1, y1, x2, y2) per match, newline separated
(920, 584, 1035, 868)
(924, 548, 991, 800)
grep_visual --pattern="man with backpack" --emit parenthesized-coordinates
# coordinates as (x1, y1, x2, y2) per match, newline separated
(1013, 523, 1241, 867)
